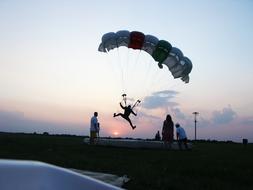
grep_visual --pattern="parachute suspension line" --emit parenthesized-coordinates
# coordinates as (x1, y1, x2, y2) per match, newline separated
(117, 48, 126, 94)
(148, 63, 167, 93)
(146, 59, 154, 79)
(124, 48, 130, 95)
(121, 48, 130, 96)
(157, 71, 175, 90)
(139, 58, 155, 98)
(126, 48, 130, 69)
(131, 49, 141, 72)
(152, 68, 171, 91)
(105, 50, 120, 90)
(153, 66, 183, 93)
(129, 49, 142, 97)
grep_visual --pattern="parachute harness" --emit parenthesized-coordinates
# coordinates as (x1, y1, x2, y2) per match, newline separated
(121, 94, 141, 113)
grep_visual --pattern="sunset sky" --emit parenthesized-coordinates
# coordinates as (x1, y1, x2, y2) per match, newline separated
(1, 0, 253, 142)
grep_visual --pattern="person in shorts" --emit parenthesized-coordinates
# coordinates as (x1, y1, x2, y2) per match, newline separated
(90, 112, 99, 144)
(176, 123, 188, 150)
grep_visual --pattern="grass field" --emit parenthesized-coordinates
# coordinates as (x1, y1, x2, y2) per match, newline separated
(0, 132, 253, 190)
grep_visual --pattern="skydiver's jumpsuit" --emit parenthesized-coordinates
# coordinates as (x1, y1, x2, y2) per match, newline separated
(114, 103, 136, 128)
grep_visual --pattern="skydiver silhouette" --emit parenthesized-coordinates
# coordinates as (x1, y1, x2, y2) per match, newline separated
(114, 102, 137, 130)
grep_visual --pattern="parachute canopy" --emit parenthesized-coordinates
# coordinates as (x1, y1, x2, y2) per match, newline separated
(98, 30, 192, 83)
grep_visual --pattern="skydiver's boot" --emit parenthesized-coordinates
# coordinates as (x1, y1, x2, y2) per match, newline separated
(113, 113, 116, 117)
(132, 126, 136, 130)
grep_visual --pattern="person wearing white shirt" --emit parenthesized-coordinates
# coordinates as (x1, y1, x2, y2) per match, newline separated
(90, 112, 99, 144)
(176, 123, 188, 150)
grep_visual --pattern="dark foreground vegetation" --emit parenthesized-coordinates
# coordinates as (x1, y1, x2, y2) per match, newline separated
(0, 132, 253, 190)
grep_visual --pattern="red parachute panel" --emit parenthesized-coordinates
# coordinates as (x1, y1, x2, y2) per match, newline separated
(128, 31, 145, 49)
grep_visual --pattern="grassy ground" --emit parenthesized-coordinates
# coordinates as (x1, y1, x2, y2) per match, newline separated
(0, 132, 253, 190)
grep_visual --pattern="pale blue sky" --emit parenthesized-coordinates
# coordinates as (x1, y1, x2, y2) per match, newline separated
(0, 0, 253, 142)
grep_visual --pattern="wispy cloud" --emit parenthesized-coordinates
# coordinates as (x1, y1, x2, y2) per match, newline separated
(211, 106, 237, 125)
(171, 107, 186, 120)
(142, 90, 179, 109)
(141, 90, 187, 121)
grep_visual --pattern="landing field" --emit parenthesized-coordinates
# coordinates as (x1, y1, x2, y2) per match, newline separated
(0, 132, 252, 190)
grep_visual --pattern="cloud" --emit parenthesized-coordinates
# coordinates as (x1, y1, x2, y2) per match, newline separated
(152, 90, 178, 97)
(140, 90, 188, 121)
(136, 111, 161, 121)
(211, 106, 237, 125)
(142, 90, 179, 109)
(171, 107, 186, 120)
(193, 106, 237, 129)
(0, 110, 86, 135)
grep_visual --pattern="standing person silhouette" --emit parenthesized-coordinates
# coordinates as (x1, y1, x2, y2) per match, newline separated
(90, 112, 99, 144)
(176, 123, 188, 150)
(155, 130, 161, 141)
(114, 102, 137, 130)
(162, 114, 174, 149)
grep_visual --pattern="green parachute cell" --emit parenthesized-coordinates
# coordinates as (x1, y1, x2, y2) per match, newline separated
(152, 40, 172, 64)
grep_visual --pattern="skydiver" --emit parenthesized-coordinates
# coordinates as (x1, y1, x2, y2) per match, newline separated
(113, 102, 137, 130)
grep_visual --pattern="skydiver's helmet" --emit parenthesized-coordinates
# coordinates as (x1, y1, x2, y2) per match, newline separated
(128, 105, 131, 108)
